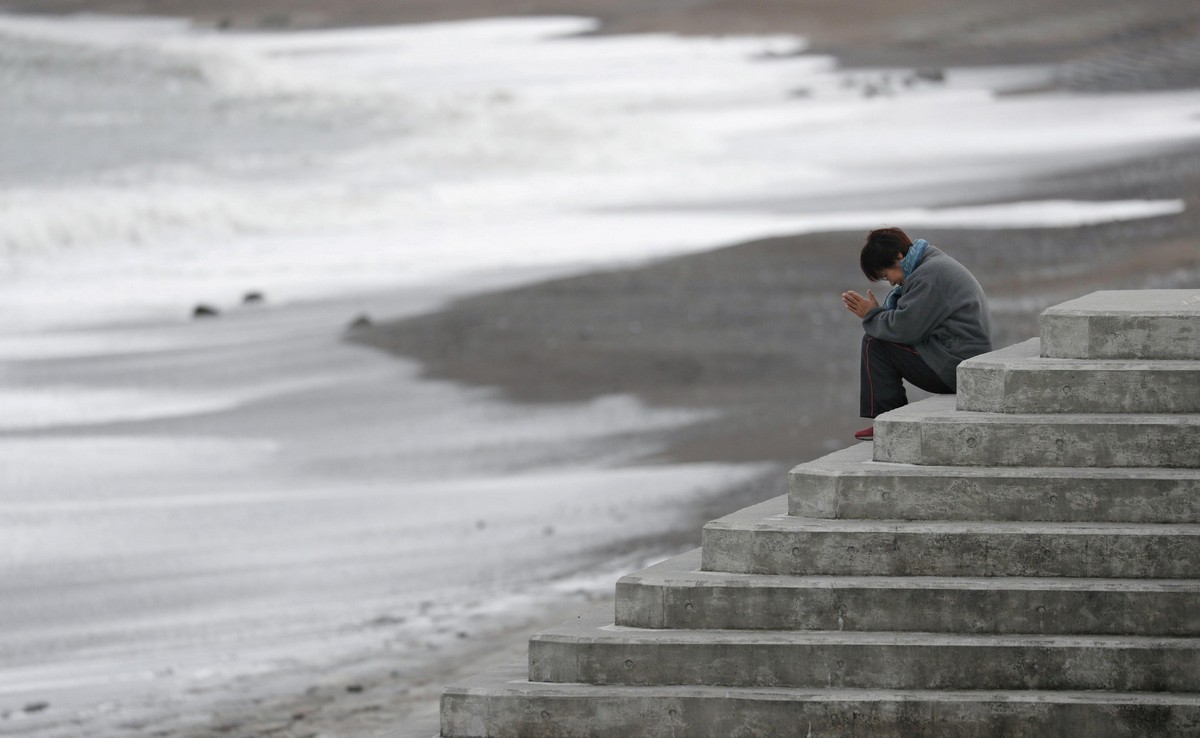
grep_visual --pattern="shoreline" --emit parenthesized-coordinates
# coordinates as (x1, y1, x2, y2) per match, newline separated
(3, 4, 1198, 738)
(351, 146, 1200, 469)
(0, 293, 781, 738)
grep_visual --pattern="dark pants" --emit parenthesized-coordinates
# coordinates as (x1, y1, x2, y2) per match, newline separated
(860, 335, 953, 419)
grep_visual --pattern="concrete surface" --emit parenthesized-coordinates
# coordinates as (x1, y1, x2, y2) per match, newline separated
(873, 395, 1200, 468)
(788, 443, 1200, 522)
(702, 496, 1200, 578)
(1040, 289, 1200, 359)
(527, 606, 1200, 691)
(957, 338, 1200, 413)
(439, 289, 1200, 736)
(442, 664, 1200, 737)
(617, 548, 1200, 635)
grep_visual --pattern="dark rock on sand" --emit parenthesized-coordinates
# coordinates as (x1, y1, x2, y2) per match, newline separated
(192, 304, 220, 319)
(242, 291, 265, 305)
(915, 67, 946, 83)
(23, 702, 49, 714)
(346, 313, 374, 330)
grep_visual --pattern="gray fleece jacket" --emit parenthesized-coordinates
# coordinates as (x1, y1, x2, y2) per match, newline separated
(861, 244, 992, 390)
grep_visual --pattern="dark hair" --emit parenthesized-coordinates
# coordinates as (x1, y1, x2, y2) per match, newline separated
(859, 227, 913, 281)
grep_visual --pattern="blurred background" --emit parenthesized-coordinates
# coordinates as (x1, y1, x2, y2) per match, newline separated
(1, 1, 1198, 736)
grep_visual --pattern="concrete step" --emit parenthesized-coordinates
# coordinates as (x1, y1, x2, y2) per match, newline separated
(957, 338, 1200, 414)
(873, 395, 1200, 468)
(702, 497, 1200, 578)
(1040, 289, 1200, 360)
(441, 664, 1200, 737)
(616, 548, 1200, 635)
(789, 444, 1200, 523)
(527, 607, 1200, 691)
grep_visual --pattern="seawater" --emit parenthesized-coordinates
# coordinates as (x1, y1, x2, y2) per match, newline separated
(0, 13, 1197, 330)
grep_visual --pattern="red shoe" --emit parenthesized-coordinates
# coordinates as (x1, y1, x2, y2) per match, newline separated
(854, 426, 874, 441)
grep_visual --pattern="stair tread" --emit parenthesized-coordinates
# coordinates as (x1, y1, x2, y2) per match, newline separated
(966, 338, 1200, 371)
(625, 548, 1200, 592)
(710, 496, 1200, 534)
(450, 663, 1200, 704)
(536, 606, 1200, 648)
(881, 395, 1200, 424)
(1042, 290, 1200, 317)
(793, 443, 1200, 480)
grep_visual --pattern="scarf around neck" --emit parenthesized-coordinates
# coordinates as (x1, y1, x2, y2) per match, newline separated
(882, 238, 928, 310)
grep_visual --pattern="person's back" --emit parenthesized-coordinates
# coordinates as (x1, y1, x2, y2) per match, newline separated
(841, 228, 992, 440)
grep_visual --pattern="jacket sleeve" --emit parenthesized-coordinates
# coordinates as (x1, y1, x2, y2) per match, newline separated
(861, 276, 951, 345)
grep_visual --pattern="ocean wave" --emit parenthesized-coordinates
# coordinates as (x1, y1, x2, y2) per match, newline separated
(1, 12, 1199, 328)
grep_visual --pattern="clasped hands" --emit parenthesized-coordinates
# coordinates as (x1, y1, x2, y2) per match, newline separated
(841, 289, 879, 319)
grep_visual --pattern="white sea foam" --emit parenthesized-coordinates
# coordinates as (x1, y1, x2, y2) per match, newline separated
(0, 13, 1197, 330)
(0, 372, 364, 430)
(0, 387, 239, 429)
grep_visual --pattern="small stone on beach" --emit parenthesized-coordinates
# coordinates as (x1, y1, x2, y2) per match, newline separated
(347, 313, 373, 330)
(916, 67, 946, 83)
(242, 291, 265, 305)
(346, 684, 364, 694)
(23, 702, 49, 714)
(193, 304, 220, 319)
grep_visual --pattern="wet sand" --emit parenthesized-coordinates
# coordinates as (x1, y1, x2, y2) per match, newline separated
(353, 149, 1200, 467)
(6, 2, 1200, 737)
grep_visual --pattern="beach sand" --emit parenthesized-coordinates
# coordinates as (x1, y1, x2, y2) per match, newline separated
(5, 2, 1200, 737)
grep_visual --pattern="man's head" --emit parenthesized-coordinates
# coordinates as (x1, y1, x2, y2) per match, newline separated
(860, 227, 913, 285)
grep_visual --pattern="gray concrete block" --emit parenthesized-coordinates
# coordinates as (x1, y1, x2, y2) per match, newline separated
(702, 496, 1200, 578)
(528, 607, 1200, 691)
(957, 338, 1200, 414)
(439, 291, 1200, 736)
(874, 395, 1200, 468)
(442, 664, 1200, 737)
(1040, 289, 1200, 359)
(617, 548, 1200, 635)
(789, 444, 1200, 523)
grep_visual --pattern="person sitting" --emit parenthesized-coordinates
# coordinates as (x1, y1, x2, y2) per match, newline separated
(841, 227, 993, 441)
